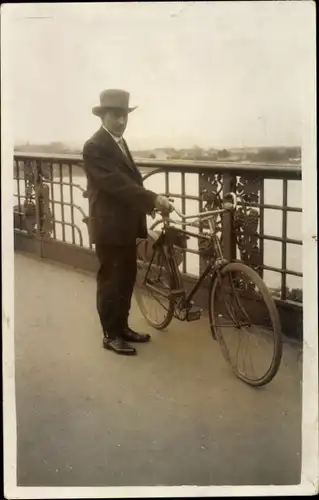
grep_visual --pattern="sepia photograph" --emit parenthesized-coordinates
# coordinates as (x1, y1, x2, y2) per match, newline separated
(2, 1, 318, 497)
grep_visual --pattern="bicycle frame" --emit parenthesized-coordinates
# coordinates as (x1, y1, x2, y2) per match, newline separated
(142, 199, 234, 312)
(164, 232, 225, 310)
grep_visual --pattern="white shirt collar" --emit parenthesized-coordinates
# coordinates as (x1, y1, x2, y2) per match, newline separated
(102, 125, 122, 143)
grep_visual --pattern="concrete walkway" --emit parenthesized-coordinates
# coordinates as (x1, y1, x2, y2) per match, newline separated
(14, 252, 302, 487)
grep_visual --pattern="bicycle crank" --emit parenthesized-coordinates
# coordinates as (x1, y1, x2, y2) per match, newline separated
(186, 305, 203, 322)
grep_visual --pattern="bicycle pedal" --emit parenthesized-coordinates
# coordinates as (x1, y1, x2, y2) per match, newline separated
(186, 306, 202, 322)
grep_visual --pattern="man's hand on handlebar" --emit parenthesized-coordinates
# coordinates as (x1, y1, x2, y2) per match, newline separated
(154, 195, 174, 212)
(150, 195, 174, 218)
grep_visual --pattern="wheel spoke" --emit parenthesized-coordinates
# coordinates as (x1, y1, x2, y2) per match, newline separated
(210, 263, 282, 386)
(134, 249, 174, 329)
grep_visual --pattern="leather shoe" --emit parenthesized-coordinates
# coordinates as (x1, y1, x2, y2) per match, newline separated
(122, 327, 151, 343)
(103, 337, 136, 355)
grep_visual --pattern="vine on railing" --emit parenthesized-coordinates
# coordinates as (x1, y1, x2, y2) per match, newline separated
(233, 175, 262, 274)
(198, 172, 224, 266)
(17, 159, 54, 238)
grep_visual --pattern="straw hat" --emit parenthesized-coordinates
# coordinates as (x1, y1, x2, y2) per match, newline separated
(92, 89, 137, 117)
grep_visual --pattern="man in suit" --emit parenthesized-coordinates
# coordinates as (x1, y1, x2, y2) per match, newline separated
(83, 89, 171, 356)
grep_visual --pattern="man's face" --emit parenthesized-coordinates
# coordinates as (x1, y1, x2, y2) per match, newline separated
(102, 108, 128, 137)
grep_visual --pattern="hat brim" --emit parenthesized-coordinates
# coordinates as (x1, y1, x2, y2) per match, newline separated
(92, 106, 137, 117)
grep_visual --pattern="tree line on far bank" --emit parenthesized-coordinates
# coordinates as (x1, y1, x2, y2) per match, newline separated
(14, 142, 301, 164)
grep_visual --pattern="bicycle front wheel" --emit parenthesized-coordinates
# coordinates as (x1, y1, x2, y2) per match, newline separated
(209, 261, 282, 386)
(134, 240, 174, 330)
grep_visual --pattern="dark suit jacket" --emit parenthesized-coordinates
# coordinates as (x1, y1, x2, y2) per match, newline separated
(82, 127, 157, 246)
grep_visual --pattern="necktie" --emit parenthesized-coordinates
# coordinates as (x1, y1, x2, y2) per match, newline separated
(118, 138, 129, 159)
(118, 137, 135, 171)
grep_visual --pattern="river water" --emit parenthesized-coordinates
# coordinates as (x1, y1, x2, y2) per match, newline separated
(15, 169, 303, 291)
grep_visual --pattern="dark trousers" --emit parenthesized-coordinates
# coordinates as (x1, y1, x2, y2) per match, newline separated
(95, 243, 137, 339)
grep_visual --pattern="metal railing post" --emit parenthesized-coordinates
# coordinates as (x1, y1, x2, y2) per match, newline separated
(34, 159, 44, 257)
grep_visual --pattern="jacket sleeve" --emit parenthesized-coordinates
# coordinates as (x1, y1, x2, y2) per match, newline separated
(83, 142, 157, 214)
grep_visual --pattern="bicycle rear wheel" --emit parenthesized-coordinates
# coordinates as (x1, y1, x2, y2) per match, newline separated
(134, 240, 174, 330)
(209, 261, 282, 386)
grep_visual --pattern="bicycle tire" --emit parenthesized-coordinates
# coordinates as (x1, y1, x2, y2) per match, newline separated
(209, 261, 282, 386)
(134, 241, 174, 330)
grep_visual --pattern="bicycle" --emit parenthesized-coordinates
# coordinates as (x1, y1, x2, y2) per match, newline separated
(134, 192, 283, 387)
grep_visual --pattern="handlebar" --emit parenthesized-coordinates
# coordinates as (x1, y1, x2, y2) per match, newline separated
(152, 192, 237, 221)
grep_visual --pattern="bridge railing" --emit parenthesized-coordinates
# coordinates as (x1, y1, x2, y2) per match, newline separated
(13, 152, 303, 338)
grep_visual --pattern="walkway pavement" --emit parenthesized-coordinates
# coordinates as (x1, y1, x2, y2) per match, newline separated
(14, 252, 302, 487)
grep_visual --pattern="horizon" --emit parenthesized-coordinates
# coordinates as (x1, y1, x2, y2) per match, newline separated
(14, 139, 302, 152)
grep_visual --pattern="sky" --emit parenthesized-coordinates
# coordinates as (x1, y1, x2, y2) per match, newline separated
(3, 1, 315, 150)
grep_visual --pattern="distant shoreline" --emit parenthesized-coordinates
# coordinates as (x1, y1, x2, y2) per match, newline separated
(14, 151, 302, 168)
(14, 144, 302, 166)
